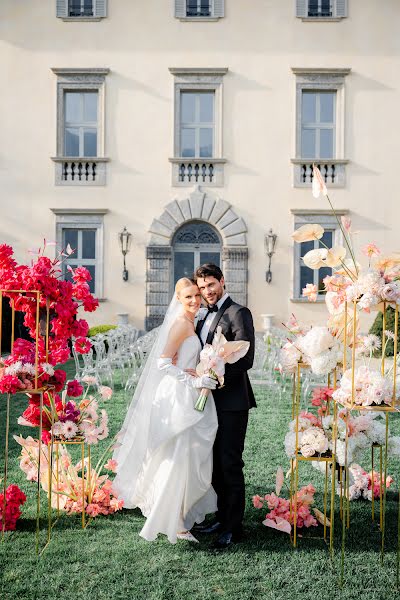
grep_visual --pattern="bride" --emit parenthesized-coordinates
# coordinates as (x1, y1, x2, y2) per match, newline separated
(113, 278, 218, 543)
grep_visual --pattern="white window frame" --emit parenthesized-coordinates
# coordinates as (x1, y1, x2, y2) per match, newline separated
(64, 91, 98, 157)
(169, 68, 227, 187)
(51, 209, 108, 299)
(301, 90, 336, 159)
(51, 68, 109, 186)
(291, 210, 348, 302)
(180, 91, 215, 158)
(291, 67, 350, 187)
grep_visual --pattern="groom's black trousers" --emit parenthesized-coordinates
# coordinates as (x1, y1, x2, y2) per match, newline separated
(212, 410, 249, 534)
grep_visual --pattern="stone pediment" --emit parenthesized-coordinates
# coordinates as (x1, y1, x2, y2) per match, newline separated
(149, 186, 247, 247)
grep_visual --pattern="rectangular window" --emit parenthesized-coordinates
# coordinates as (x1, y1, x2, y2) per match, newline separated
(186, 0, 211, 17)
(68, 0, 93, 17)
(301, 91, 335, 159)
(308, 0, 332, 17)
(64, 91, 98, 157)
(62, 228, 97, 293)
(299, 229, 333, 296)
(180, 91, 214, 158)
(292, 212, 346, 300)
(53, 209, 106, 296)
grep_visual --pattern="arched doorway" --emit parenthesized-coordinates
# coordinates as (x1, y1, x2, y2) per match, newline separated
(172, 221, 221, 288)
(146, 187, 248, 330)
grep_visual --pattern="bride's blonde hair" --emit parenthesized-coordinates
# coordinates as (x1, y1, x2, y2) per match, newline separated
(175, 277, 196, 296)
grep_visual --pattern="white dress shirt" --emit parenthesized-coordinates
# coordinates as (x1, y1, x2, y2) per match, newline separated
(200, 293, 230, 345)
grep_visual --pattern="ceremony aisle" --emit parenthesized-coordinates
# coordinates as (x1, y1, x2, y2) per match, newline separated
(1, 360, 399, 600)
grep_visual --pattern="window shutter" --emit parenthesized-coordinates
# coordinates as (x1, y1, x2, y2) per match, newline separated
(56, 0, 68, 17)
(94, 0, 107, 17)
(295, 0, 307, 17)
(175, 0, 186, 18)
(213, 0, 225, 18)
(335, 0, 347, 17)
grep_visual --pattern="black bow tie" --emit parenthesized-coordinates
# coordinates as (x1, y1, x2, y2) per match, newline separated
(207, 304, 218, 313)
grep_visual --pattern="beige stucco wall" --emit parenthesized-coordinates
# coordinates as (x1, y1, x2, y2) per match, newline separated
(1, 0, 399, 332)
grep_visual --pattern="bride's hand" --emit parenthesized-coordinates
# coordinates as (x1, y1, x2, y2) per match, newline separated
(184, 369, 197, 377)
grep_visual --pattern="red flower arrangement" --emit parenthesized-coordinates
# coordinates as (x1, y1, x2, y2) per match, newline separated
(0, 484, 27, 531)
(0, 241, 98, 394)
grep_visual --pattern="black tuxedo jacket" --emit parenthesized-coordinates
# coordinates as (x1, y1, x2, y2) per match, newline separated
(196, 296, 256, 413)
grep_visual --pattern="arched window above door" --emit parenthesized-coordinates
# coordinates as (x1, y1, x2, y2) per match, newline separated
(173, 221, 221, 285)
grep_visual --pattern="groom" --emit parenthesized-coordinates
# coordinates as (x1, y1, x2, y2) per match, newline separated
(193, 263, 256, 549)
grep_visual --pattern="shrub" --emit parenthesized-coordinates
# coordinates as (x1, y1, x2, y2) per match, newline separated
(88, 324, 117, 337)
(369, 306, 399, 357)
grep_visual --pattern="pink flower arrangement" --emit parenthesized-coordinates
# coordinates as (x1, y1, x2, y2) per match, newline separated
(311, 386, 334, 416)
(0, 484, 27, 531)
(18, 379, 112, 445)
(0, 241, 98, 395)
(253, 472, 319, 534)
(342, 464, 393, 501)
(14, 435, 123, 518)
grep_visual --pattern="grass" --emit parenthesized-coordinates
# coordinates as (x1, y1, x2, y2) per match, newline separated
(1, 361, 400, 600)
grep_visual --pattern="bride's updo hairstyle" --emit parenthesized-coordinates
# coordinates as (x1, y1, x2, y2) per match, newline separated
(175, 277, 196, 297)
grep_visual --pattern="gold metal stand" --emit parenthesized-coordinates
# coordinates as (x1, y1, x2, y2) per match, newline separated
(290, 362, 336, 553)
(335, 300, 400, 587)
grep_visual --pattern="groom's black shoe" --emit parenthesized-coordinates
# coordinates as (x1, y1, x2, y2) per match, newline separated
(192, 520, 222, 534)
(212, 530, 242, 549)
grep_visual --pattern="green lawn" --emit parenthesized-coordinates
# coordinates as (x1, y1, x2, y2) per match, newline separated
(1, 362, 400, 600)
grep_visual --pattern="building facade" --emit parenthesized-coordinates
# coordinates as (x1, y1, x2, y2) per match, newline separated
(1, 0, 399, 331)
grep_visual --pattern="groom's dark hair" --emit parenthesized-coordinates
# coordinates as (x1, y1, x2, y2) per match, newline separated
(194, 263, 224, 282)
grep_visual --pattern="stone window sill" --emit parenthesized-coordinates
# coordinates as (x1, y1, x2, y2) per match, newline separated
(290, 297, 326, 304)
(178, 17, 220, 22)
(60, 17, 104, 22)
(300, 17, 344, 22)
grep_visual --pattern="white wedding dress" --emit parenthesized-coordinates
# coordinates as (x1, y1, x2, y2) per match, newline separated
(113, 333, 218, 544)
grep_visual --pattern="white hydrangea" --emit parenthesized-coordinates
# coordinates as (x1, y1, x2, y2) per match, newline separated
(310, 349, 339, 376)
(284, 431, 298, 458)
(300, 327, 335, 359)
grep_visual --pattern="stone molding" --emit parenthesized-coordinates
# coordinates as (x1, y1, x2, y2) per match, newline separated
(148, 186, 247, 247)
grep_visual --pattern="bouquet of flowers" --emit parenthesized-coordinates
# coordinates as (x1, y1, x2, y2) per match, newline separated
(0, 483, 27, 531)
(194, 326, 250, 411)
(14, 435, 123, 517)
(18, 378, 112, 445)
